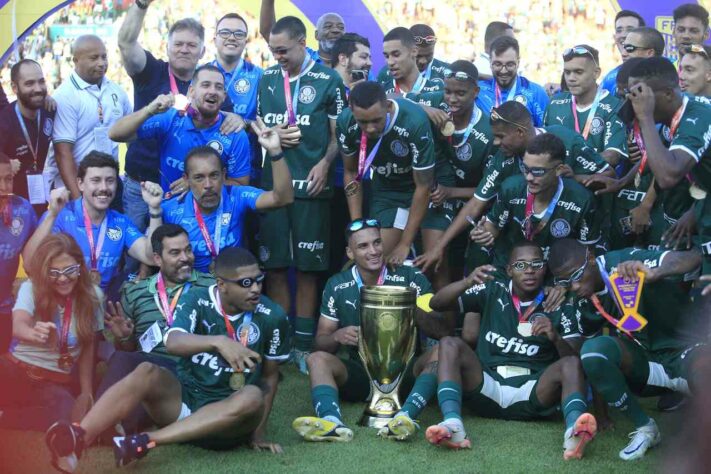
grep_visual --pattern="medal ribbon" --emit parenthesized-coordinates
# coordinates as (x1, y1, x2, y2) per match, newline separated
(59, 296, 72, 354)
(494, 77, 518, 107)
(524, 177, 563, 240)
(633, 121, 648, 178)
(193, 197, 224, 258)
(168, 67, 179, 94)
(394, 73, 425, 95)
(357, 113, 391, 180)
(511, 289, 545, 322)
(353, 265, 388, 289)
(421, 60, 433, 81)
(571, 87, 603, 140)
(590, 294, 645, 348)
(156, 272, 191, 326)
(452, 106, 482, 149)
(14, 104, 40, 170)
(214, 58, 244, 95)
(214, 287, 253, 345)
(82, 199, 107, 271)
(283, 56, 312, 125)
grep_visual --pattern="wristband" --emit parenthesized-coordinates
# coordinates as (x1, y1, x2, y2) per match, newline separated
(135, 0, 149, 9)
(269, 152, 285, 162)
(149, 210, 163, 219)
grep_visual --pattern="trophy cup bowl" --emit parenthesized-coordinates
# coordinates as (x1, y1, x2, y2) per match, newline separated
(358, 285, 417, 428)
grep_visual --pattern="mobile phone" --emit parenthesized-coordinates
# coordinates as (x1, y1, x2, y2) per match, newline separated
(351, 69, 368, 82)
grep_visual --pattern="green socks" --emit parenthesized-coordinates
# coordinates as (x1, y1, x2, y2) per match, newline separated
(562, 392, 588, 430)
(400, 373, 438, 419)
(437, 380, 463, 422)
(312, 384, 343, 423)
(294, 316, 315, 352)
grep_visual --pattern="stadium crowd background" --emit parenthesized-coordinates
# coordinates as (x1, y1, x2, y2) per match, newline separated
(1, 0, 629, 102)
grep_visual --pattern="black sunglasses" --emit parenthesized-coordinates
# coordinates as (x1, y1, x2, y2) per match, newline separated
(219, 273, 265, 288)
(519, 161, 557, 177)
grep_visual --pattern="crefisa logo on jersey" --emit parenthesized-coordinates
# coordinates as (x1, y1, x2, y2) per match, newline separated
(236, 321, 260, 345)
(390, 140, 409, 157)
(207, 140, 224, 155)
(299, 86, 316, 104)
(550, 218, 571, 238)
(107, 227, 122, 241)
(590, 117, 605, 135)
(456, 143, 472, 162)
(234, 78, 251, 94)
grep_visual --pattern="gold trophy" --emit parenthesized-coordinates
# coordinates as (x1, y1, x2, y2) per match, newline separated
(358, 285, 417, 428)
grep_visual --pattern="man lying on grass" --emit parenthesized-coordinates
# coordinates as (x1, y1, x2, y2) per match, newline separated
(45, 248, 290, 472)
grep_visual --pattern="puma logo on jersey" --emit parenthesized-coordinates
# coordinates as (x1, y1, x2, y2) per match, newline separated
(345, 300, 357, 309)
(555, 116, 565, 125)
(268, 85, 276, 95)
(175, 303, 185, 312)
(497, 298, 509, 311)
(202, 321, 217, 333)
(686, 117, 699, 125)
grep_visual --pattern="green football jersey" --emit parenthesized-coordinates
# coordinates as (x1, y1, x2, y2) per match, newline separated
(544, 90, 628, 157)
(486, 175, 599, 267)
(376, 58, 451, 83)
(120, 271, 215, 360)
(336, 97, 435, 195)
(474, 125, 610, 201)
(319, 264, 433, 361)
(595, 248, 693, 354)
(458, 277, 581, 373)
(411, 91, 495, 188)
(258, 61, 347, 199)
(168, 285, 290, 402)
(379, 73, 444, 95)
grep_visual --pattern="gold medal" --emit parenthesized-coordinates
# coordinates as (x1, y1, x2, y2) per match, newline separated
(517, 322, 532, 337)
(689, 183, 707, 200)
(90, 270, 101, 286)
(229, 372, 245, 391)
(441, 121, 455, 137)
(58, 352, 74, 371)
(634, 173, 641, 189)
(173, 94, 190, 113)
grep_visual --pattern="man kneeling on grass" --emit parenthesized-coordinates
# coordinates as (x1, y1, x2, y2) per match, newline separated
(45, 248, 290, 472)
(426, 241, 597, 460)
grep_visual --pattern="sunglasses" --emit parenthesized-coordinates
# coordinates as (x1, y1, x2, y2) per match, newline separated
(346, 218, 380, 234)
(49, 264, 81, 280)
(622, 43, 649, 54)
(683, 43, 710, 58)
(519, 161, 557, 177)
(414, 35, 437, 45)
(509, 260, 546, 272)
(444, 70, 476, 82)
(490, 108, 528, 130)
(553, 250, 590, 287)
(219, 273, 266, 288)
(217, 29, 247, 40)
(563, 46, 598, 67)
(269, 38, 304, 56)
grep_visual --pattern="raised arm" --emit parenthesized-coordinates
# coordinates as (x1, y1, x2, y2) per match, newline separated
(259, 0, 277, 43)
(251, 119, 294, 209)
(109, 94, 174, 142)
(117, 0, 152, 76)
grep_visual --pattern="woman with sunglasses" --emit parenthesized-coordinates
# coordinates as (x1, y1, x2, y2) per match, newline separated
(0, 233, 103, 431)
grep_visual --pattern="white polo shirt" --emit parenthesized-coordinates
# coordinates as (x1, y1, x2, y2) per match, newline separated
(47, 71, 132, 187)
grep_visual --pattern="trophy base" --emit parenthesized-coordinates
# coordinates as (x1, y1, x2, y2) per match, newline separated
(358, 413, 395, 429)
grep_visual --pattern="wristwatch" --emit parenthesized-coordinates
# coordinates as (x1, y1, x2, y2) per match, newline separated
(135, 0, 149, 10)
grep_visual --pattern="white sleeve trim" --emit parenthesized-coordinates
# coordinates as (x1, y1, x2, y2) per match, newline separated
(473, 192, 496, 201)
(320, 313, 339, 322)
(606, 147, 628, 158)
(668, 145, 700, 163)
(163, 327, 187, 344)
(265, 354, 290, 361)
(596, 163, 610, 174)
(412, 163, 436, 171)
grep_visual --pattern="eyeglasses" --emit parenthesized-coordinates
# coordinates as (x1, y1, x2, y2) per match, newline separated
(683, 44, 710, 58)
(269, 39, 304, 57)
(444, 70, 476, 82)
(622, 43, 650, 54)
(491, 61, 518, 71)
(553, 250, 590, 287)
(48, 264, 81, 280)
(217, 29, 247, 40)
(563, 46, 599, 67)
(414, 35, 437, 45)
(346, 218, 380, 235)
(490, 108, 528, 130)
(519, 161, 557, 177)
(219, 273, 266, 288)
(509, 260, 546, 272)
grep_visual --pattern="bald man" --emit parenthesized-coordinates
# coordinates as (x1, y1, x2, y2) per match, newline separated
(49, 35, 132, 199)
(260, 0, 345, 65)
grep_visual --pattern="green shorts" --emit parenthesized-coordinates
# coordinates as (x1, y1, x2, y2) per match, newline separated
(370, 191, 411, 228)
(338, 357, 416, 403)
(258, 198, 330, 271)
(463, 366, 556, 421)
(422, 200, 455, 231)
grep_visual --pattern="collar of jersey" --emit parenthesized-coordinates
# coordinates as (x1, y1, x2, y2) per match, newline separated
(508, 280, 538, 304)
(183, 188, 227, 216)
(148, 270, 199, 294)
(287, 58, 316, 82)
(70, 71, 108, 91)
(74, 198, 111, 227)
(384, 99, 400, 134)
(209, 284, 252, 321)
(184, 112, 223, 132)
(573, 88, 609, 113)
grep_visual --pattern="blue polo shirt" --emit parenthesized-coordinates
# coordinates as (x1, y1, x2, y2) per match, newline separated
(476, 75, 549, 126)
(601, 65, 621, 95)
(162, 185, 264, 272)
(41, 199, 143, 289)
(136, 109, 251, 192)
(210, 59, 263, 121)
(0, 196, 36, 313)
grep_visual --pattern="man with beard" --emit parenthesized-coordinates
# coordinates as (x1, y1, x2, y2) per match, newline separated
(377, 24, 449, 83)
(379, 28, 444, 96)
(332, 33, 373, 97)
(601, 10, 645, 94)
(0, 60, 55, 215)
(679, 44, 711, 98)
(22, 152, 163, 293)
(0, 153, 37, 352)
(49, 35, 132, 198)
(473, 22, 515, 82)
(260, 0, 345, 65)
(109, 65, 251, 194)
(672, 4, 710, 69)
(96, 224, 214, 435)
(476, 36, 548, 126)
(161, 120, 294, 273)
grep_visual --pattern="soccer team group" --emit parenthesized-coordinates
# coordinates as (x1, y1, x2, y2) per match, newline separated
(2, 0, 711, 470)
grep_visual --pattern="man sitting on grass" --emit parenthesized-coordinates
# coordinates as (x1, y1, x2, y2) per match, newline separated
(45, 248, 289, 472)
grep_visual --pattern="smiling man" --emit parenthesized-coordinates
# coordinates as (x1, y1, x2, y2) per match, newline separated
(672, 4, 710, 68)
(379, 27, 444, 96)
(377, 24, 449, 84)
(679, 44, 711, 98)
(601, 10, 645, 94)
